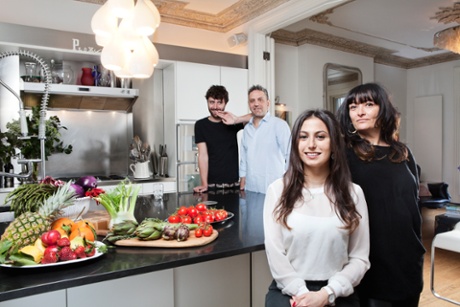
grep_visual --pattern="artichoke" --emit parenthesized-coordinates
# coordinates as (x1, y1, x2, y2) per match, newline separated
(175, 224, 190, 242)
(162, 225, 176, 240)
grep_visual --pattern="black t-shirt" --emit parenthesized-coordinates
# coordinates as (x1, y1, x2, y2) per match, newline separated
(194, 118, 244, 185)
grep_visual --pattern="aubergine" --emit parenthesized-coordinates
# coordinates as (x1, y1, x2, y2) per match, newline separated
(75, 176, 98, 191)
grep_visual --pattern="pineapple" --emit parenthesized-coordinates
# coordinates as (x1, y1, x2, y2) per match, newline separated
(1, 181, 76, 253)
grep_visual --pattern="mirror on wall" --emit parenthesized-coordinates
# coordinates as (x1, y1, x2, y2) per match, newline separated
(323, 63, 362, 113)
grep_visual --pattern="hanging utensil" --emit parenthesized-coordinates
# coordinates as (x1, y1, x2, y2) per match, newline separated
(133, 135, 142, 157)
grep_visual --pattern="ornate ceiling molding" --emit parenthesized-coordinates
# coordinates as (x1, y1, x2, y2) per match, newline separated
(271, 28, 460, 69)
(76, 0, 288, 32)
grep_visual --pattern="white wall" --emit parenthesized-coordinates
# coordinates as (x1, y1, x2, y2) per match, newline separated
(406, 60, 460, 201)
(275, 43, 374, 120)
(374, 64, 407, 141)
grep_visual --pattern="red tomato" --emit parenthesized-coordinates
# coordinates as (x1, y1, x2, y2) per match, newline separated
(203, 224, 213, 237)
(193, 214, 205, 224)
(168, 214, 181, 223)
(181, 215, 192, 224)
(215, 209, 228, 221)
(204, 214, 214, 223)
(196, 203, 207, 212)
(194, 228, 203, 238)
(177, 206, 188, 216)
(188, 206, 198, 218)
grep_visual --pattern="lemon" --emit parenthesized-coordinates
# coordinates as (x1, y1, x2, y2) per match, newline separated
(19, 245, 44, 263)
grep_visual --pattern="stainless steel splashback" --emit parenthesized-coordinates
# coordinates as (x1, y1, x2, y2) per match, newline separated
(44, 110, 133, 178)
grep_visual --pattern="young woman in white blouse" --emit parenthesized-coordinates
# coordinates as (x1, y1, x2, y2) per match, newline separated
(264, 109, 370, 307)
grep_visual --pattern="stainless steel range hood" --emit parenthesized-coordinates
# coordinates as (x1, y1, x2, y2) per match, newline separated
(21, 82, 139, 112)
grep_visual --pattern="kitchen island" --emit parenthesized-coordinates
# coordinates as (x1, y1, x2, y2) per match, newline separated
(0, 190, 271, 307)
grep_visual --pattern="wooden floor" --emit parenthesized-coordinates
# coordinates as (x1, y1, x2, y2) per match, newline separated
(420, 207, 460, 306)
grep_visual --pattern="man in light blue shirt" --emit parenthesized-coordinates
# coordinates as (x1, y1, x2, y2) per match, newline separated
(239, 85, 291, 194)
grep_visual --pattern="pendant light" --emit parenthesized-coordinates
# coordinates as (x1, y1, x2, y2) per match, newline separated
(127, 39, 154, 78)
(92, 0, 161, 78)
(101, 30, 129, 71)
(131, 0, 158, 36)
(91, 1, 117, 38)
(108, 0, 134, 18)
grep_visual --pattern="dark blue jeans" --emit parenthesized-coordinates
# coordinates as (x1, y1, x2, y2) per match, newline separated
(265, 279, 360, 307)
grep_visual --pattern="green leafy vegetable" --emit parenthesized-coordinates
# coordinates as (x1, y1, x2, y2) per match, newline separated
(95, 179, 141, 229)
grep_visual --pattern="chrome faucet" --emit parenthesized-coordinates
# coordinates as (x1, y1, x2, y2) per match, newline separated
(0, 50, 51, 182)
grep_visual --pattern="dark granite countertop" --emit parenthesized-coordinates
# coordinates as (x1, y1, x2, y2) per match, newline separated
(0, 190, 266, 302)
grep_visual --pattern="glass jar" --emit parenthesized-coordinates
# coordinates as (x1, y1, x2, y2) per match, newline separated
(50, 60, 74, 84)
(22, 62, 40, 82)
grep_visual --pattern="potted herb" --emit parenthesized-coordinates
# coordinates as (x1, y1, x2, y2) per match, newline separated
(4, 106, 73, 182)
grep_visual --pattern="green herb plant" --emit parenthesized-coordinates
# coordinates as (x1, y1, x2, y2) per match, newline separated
(4, 106, 73, 181)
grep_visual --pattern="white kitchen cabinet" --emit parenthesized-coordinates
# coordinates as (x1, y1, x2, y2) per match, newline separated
(0, 290, 66, 307)
(175, 62, 248, 122)
(176, 62, 220, 121)
(67, 269, 174, 307)
(174, 254, 251, 307)
(220, 66, 249, 116)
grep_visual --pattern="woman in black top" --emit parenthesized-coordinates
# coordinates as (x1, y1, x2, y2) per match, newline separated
(337, 83, 424, 307)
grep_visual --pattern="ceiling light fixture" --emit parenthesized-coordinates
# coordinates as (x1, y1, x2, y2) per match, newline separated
(434, 26, 460, 54)
(432, 2, 460, 54)
(91, 0, 161, 79)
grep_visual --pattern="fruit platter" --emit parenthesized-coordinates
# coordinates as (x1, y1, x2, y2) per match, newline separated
(0, 177, 108, 267)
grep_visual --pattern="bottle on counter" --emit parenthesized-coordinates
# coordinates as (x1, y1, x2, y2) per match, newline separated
(4, 162, 14, 188)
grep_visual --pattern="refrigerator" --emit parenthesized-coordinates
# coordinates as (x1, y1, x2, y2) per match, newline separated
(176, 122, 200, 193)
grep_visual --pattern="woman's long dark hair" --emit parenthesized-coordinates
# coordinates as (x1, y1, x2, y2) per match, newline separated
(275, 109, 361, 232)
(336, 83, 408, 162)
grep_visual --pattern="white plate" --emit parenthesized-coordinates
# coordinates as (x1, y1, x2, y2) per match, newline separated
(0, 241, 105, 269)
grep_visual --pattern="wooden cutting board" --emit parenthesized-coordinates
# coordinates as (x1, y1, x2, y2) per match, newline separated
(114, 229, 218, 248)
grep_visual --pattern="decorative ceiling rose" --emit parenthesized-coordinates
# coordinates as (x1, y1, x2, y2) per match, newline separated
(431, 2, 460, 24)
(431, 2, 460, 54)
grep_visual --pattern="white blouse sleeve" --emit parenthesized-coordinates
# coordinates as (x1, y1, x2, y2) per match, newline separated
(263, 180, 309, 296)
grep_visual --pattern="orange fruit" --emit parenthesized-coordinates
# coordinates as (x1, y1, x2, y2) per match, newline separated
(70, 220, 95, 233)
(51, 217, 74, 236)
(69, 227, 95, 242)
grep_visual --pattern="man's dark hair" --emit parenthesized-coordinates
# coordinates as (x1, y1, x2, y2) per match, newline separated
(248, 84, 269, 100)
(205, 85, 229, 103)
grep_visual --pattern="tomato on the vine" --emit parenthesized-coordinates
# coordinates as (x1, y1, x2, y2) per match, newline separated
(193, 214, 205, 224)
(194, 228, 203, 238)
(177, 206, 188, 216)
(188, 206, 198, 218)
(203, 224, 213, 237)
(215, 209, 228, 221)
(168, 214, 181, 223)
(196, 203, 207, 212)
(181, 215, 192, 224)
(204, 214, 214, 223)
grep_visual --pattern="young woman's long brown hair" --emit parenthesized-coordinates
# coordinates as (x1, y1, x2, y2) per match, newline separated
(336, 83, 408, 162)
(275, 109, 361, 232)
